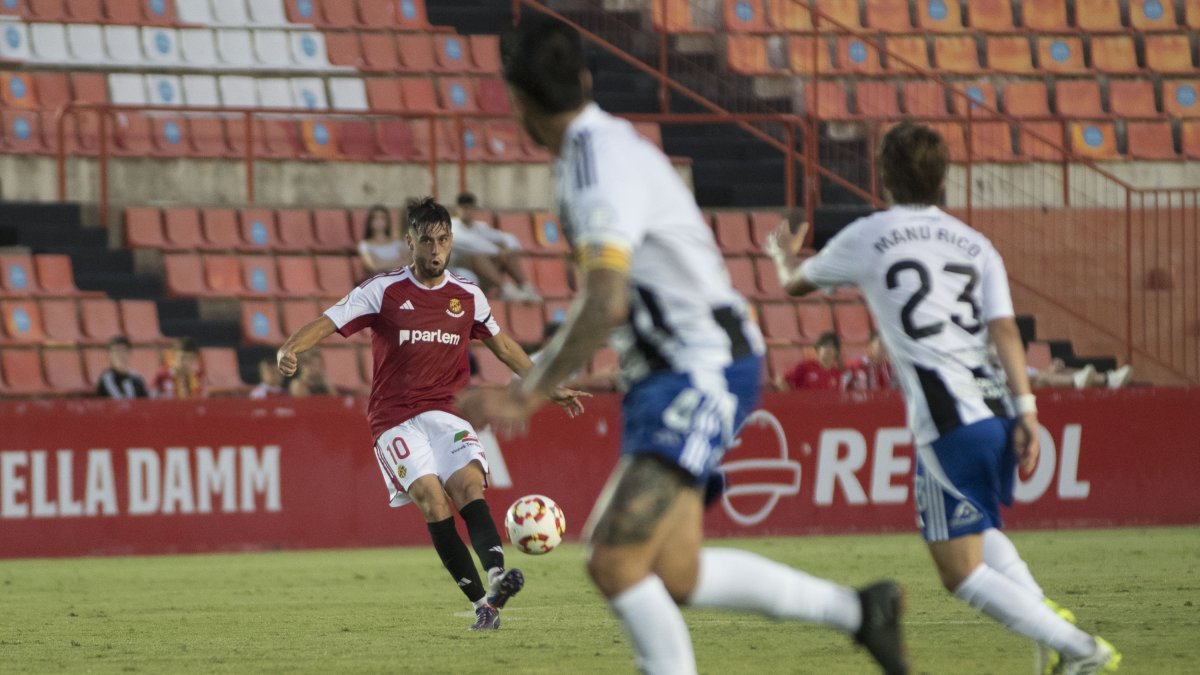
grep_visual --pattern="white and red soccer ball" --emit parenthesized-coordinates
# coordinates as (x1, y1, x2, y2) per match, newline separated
(504, 494, 566, 555)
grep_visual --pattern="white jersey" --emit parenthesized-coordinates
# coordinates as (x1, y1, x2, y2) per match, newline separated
(555, 104, 764, 382)
(800, 205, 1015, 445)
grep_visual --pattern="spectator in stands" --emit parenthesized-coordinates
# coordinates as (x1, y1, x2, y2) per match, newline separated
(778, 331, 848, 391)
(848, 331, 895, 391)
(250, 357, 287, 400)
(450, 192, 542, 302)
(358, 204, 410, 277)
(95, 335, 149, 399)
(289, 349, 333, 397)
(154, 337, 206, 400)
(1031, 359, 1133, 390)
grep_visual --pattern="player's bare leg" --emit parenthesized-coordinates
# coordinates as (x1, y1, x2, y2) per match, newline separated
(445, 461, 524, 610)
(408, 474, 496, 630)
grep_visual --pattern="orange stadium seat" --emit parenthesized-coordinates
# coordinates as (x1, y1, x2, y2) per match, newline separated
(1130, 0, 1177, 30)
(884, 35, 930, 72)
(951, 81, 998, 117)
(653, 0, 700, 32)
(2, 300, 43, 343)
(365, 78, 404, 112)
(505, 302, 545, 346)
(70, 73, 107, 104)
(65, 0, 102, 21)
(190, 118, 232, 159)
(399, 34, 438, 72)
(312, 209, 355, 252)
(204, 255, 243, 296)
(80, 298, 121, 343)
(439, 78, 477, 112)
(112, 113, 157, 158)
(1076, 0, 1123, 30)
(1021, 0, 1068, 30)
(754, 257, 784, 296)
(928, 122, 967, 161)
(276, 209, 317, 252)
(43, 348, 88, 394)
(933, 36, 981, 74)
(34, 255, 85, 297)
(759, 302, 801, 343)
(713, 212, 754, 254)
(280, 299, 318, 335)
(727, 35, 772, 74)
(1186, 0, 1200, 26)
(200, 347, 246, 393)
(1070, 121, 1118, 159)
(1182, 120, 1200, 157)
(866, 0, 912, 29)
(241, 256, 278, 297)
(1164, 80, 1200, 117)
(320, 0, 359, 26)
(1055, 80, 1104, 117)
(1091, 36, 1140, 74)
(361, 33, 400, 72)
(833, 302, 872, 343)
(163, 207, 205, 251)
(103, 0, 145, 24)
(0, 253, 39, 296)
(153, 117, 192, 159)
(477, 77, 510, 115)
(855, 81, 900, 118)
(40, 298, 82, 344)
(1109, 80, 1159, 117)
(725, 0, 769, 31)
(967, 0, 1015, 31)
(238, 209, 278, 251)
(834, 36, 881, 73)
(970, 122, 1015, 160)
(469, 34, 500, 73)
(0, 350, 50, 396)
(724, 256, 760, 299)
(27, 0, 66, 20)
(201, 208, 242, 251)
(119, 300, 168, 345)
(1036, 36, 1086, 74)
(298, 119, 341, 160)
(242, 300, 285, 345)
(32, 72, 69, 109)
(436, 35, 471, 72)
(399, 77, 438, 113)
(2, 72, 37, 109)
(796, 301, 834, 341)
(224, 118, 275, 160)
(788, 36, 835, 74)
(816, 0, 862, 29)
(532, 212, 568, 254)
(804, 81, 851, 119)
(324, 32, 362, 67)
(278, 256, 321, 296)
(917, 0, 964, 31)
(986, 36, 1033, 74)
(315, 256, 354, 295)
(1145, 35, 1195, 73)
(1018, 121, 1067, 159)
(3, 110, 47, 154)
(902, 81, 949, 117)
(1126, 121, 1177, 158)
(767, 0, 811, 29)
(1002, 81, 1050, 117)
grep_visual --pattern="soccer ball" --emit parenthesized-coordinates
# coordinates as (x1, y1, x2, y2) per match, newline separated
(504, 494, 566, 555)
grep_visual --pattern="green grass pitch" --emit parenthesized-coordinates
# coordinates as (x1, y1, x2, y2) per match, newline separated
(2, 527, 1196, 673)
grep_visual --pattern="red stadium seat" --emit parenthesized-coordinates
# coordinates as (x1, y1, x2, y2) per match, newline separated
(754, 257, 785, 296)
(796, 301, 834, 341)
(471, 346, 509, 384)
(1164, 80, 1200, 117)
(495, 212, 537, 251)
(200, 347, 247, 393)
(0, 0, 25, 15)
(724, 256, 760, 299)
(112, 113, 156, 158)
(436, 35, 470, 72)
(749, 212, 785, 253)
(1026, 341, 1052, 372)
(242, 300, 285, 345)
(70, 73, 108, 104)
(855, 81, 900, 118)
(1076, 0, 1123, 30)
(1018, 121, 1067, 160)
(280, 298, 319, 335)
(713, 212, 754, 254)
(967, 0, 1014, 31)
(0, 349, 50, 396)
(313, 209, 355, 252)
(1036, 36, 1085, 74)
(163, 207, 205, 251)
(469, 35, 501, 73)
(190, 117, 232, 159)
(65, 0, 101, 20)
(884, 36, 930, 72)
(1126, 121, 1177, 159)
(277, 256, 321, 295)
(399, 34, 438, 72)
(1182, 120, 1200, 158)
(320, 0, 359, 26)
(902, 81, 949, 118)
(928, 122, 967, 161)
(1022, 0, 1069, 30)
(1055, 80, 1104, 117)
(484, 120, 527, 162)
(315, 256, 354, 295)
(933, 36, 981, 74)
(322, 346, 366, 393)
(324, 32, 362, 67)
(339, 120, 376, 161)
(970, 122, 1015, 161)
(1092, 36, 1140, 74)
(276, 209, 317, 252)
(866, 0, 912, 29)
(399, 77, 438, 113)
(1131, 0, 1177, 30)
(40, 298, 82, 344)
(1145, 35, 1195, 74)
(366, 78, 404, 113)
(241, 256, 278, 297)
(28, 0, 67, 20)
(833, 303, 872, 343)
(119, 300, 168, 345)
(504, 302, 545, 346)
(1002, 81, 1050, 118)
(201, 208, 242, 251)
(103, 0, 145, 23)
(0, 253, 39, 296)
(986, 36, 1033, 74)
(203, 255, 243, 296)
(80, 298, 121, 343)
(1069, 122, 1119, 159)
(917, 0, 964, 31)
(759, 302, 801, 343)
(375, 120, 418, 160)
(151, 117, 190, 158)
(34, 255, 86, 297)
(439, 78, 477, 112)
(532, 258, 572, 299)
(361, 33, 400, 72)
(238, 208, 278, 251)
(3, 110, 48, 155)
(1109, 80, 1158, 117)
(32, 72, 69, 110)
(43, 348, 88, 394)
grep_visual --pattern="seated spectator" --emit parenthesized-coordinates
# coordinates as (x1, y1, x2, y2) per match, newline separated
(1031, 359, 1133, 389)
(95, 335, 149, 399)
(778, 331, 848, 391)
(289, 349, 333, 397)
(358, 204, 411, 277)
(848, 331, 895, 391)
(250, 357, 287, 400)
(154, 337, 206, 399)
(450, 192, 541, 302)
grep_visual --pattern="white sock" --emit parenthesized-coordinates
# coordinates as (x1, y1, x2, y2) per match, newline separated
(954, 564, 1094, 659)
(982, 528, 1043, 598)
(486, 567, 503, 587)
(609, 576, 696, 675)
(687, 548, 862, 634)
(472, 597, 488, 610)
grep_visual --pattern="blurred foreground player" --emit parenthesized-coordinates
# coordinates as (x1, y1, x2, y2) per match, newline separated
(461, 19, 908, 674)
(277, 197, 586, 631)
(765, 121, 1120, 675)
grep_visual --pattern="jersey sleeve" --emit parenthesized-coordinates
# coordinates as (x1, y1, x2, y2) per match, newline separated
(323, 281, 383, 337)
(471, 289, 501, 340)
(979, 245, 1015, 321)
(567, 136, 652, 274)
(798, 222, 862, 291)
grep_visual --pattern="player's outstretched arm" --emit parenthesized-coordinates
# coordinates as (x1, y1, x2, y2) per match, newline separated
(277, 316, 336, 376)
(765, 221, 820, 297)
(481, 333, 589, 417)
(988, 316, 1040, 474)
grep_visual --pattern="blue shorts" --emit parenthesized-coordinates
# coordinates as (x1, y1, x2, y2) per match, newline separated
(621, 355, 763, 486)
(914, 416, 1017, 542)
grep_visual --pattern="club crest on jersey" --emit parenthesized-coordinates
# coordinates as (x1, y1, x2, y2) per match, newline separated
(446, 298, 464, 318)
(396, 465, 407, 479)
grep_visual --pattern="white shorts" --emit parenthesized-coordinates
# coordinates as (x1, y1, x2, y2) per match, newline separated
(451, 228, 521, 259)
(372, 410, 489, 507)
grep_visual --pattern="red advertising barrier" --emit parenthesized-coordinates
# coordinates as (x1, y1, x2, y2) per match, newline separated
(1, 388, 1198, 559)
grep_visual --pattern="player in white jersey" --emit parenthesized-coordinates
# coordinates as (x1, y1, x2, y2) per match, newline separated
(766, 122, 1121, 675)
(460, 19, 908, 675)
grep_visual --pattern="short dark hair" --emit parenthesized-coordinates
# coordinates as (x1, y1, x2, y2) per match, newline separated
(364, 204, 391, 234)
(501, 18, 586, 114)
(878, 121, 948, 206)
(108, 335, 132, 349)
(176, 336, 199, 354)
(815, 331, 840, 350)
(456, 192, 477, 207)
(406, 197, 452, 237)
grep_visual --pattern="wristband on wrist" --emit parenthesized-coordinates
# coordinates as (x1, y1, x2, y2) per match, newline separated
(1014, 393, 1037, 415)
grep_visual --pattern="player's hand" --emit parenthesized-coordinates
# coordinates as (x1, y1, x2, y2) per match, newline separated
(277, 347, 298, 377)
(549, 387, 590, 418)
(457, 386, 539, 438)
(1012, 413, 1040, 474)
(765, 219, 809, 260)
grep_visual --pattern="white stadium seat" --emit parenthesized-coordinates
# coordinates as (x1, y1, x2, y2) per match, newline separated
(216, 29, 255, 67)
(290, 31, 329, 69)
(180, 29, 218, 67)
(147, 74, 184, 106)
(30, 23, 70, 63)
(248, 1, 290, 25)
(143, 27, 181, 65)
(253, 30, 290, 68)
(175, 0, 215, 25)
(104, 26, 143, 65)
(67, 24, 106, 63)
(291, 78, 327, 109)
(182, 74, 220, 106)
(257, 77, 294, 108)
(0, 22, 32, 61)
(109, 73, 148, 105)
(328, 77, 368, 111)
(218, 75, 257, 107)
(211, 0, 250, 26)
